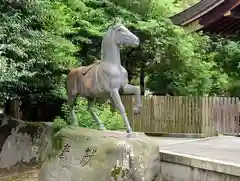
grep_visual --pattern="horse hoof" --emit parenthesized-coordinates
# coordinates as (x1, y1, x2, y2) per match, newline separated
(69, 122, 78, 128)
(133, 106, 140, 114)
(99, 126, 106, 131)
(72, 122, 78, 126)
(127, 133, 133, 138)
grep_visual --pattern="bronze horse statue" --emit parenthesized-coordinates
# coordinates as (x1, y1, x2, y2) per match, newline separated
(67, 22, 142, 137)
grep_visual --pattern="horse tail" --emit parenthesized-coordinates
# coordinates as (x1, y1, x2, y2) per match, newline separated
(66, 68, 81, 104)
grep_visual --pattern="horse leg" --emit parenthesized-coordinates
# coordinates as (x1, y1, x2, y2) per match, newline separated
(122, 84, 142, 114)
(110, 98, 117, 112)
(68, 94, 78, 125)
(110, 88, 132, 136)
(87, 98, 106, 130)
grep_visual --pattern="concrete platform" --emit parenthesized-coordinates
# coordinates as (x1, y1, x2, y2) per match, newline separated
(160, 136, 240, 163)
(152, 136, 240, 181)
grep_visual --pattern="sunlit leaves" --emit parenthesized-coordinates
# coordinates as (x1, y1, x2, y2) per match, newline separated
(0, 0, 77, 104)
(1, 0, 239, 108)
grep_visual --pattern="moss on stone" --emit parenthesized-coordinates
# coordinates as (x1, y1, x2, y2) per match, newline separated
(110, 165, 131, 181)
(47, 130, 64, 159)
(17, 121, 46, 141)
(52, 132, 63, 151)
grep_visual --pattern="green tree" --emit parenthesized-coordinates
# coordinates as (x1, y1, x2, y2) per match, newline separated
(0, 0, 77, 105)
(209, 37, 240, 96)
(2, 0, 239, 124)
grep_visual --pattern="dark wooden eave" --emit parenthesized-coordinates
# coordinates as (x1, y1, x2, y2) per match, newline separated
(170, 0, 240, 36)
(171, 0, 225, 26)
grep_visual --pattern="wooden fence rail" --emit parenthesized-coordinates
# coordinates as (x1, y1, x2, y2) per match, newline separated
(121, 95, 240, 137)
(4, 95, 240, 137)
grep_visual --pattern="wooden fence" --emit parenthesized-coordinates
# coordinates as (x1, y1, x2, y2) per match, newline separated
(121, 95, 240, 137)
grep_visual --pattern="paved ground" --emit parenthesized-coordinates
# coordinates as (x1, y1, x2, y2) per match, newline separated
(149, 136, 198, 146)
(153, 135, 240, 164)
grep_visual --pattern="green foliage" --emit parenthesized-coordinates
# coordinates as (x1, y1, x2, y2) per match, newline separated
(123, 5, 228, 96)
(129, 0, 231, 96)
(0, 0, 78, 105)
(172, 0, 200, 13)
(2, 0, 240, 120)
(143, 20, 229, 95)
(52, 116, 68, 133)
(53, 97, 124, 132)
(208, 37, 240, 96)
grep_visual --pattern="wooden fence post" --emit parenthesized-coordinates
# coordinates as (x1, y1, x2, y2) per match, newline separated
(201, 96, 205, 136)
(121, 95, 240, 136)
(236, 97, 240, 136)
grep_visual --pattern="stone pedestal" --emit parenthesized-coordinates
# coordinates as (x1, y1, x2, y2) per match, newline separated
(38, 127, 162, 181)
(0, 117, 52, 173)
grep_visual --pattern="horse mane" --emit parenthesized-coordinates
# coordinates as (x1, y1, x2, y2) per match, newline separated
(100, 26, 115, 61)
(93, 59, 101, 64)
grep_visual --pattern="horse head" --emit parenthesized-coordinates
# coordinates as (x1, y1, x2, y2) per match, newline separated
(100, 21, 140, 63)
(107, 21, 140, 47)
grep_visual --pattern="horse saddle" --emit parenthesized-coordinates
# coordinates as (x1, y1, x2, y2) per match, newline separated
(81, 61, 100, 75)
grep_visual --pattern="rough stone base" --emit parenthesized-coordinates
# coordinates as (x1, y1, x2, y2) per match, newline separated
(0, 116, 53, 174)
(39, 127, 162, 181)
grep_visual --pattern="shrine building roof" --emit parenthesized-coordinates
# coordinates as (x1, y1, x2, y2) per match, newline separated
(170, 0, 240, 36)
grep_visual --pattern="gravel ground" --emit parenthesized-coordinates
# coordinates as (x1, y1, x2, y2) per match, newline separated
(0, 168, 38, 181)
